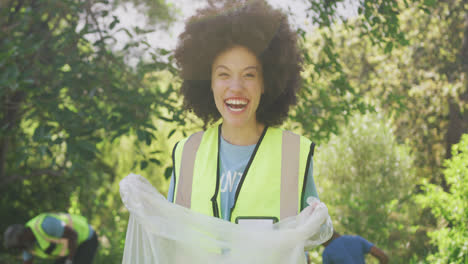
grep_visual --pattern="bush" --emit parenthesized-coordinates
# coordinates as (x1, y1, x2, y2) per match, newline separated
(417, 134, 468, 263)
(313, 113, 417, 262)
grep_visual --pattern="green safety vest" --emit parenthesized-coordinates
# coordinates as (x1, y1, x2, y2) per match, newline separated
(25, 213, 90, 259)
(172, 125, 315, 223)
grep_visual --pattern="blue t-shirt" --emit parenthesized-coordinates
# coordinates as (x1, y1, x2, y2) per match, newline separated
(167, 135, 318, 220)
(322, 235, 374, 264)
(23, 216, 95, 261)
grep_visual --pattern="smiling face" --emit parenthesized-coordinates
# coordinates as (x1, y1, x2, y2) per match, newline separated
(211, 45, 264, 130)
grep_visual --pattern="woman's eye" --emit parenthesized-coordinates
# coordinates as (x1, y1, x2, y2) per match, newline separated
(218, 73, 229, 77)
(245, 73, 255, 78)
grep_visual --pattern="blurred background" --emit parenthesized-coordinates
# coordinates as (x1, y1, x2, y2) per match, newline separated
(1, 0, 467, 263)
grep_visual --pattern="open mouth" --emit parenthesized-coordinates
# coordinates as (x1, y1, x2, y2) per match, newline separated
(225, 98, 249, 112)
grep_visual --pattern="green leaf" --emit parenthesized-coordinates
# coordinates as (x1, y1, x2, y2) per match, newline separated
(32, 126, 44, 142)
(159, 116, 173, 122)
(137, 129, 145, 141)
(142, 123, 157, 131)
(32, 125, 53, 142)
(111, 128, 129, 142)
(110, 16, 119, 30)
(158, 48, 171, 55)
(53, 137, 64, 145)
(140, 161, 148, 170)
(149, 158, 161, 165)
(384, 42, 393, 54)
(145, 134, 152, 146)
(168, 129, 176, 139)
(423, 0, 437, 7)
(116, 28, 133, 38)
(76, 140, 99, 155)
(164, 167, 173, 180)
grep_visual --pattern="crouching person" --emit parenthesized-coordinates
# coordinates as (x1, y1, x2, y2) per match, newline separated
(4, 213, 98, 264)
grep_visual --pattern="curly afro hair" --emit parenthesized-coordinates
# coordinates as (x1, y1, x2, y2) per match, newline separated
(174, 0, 303, 127)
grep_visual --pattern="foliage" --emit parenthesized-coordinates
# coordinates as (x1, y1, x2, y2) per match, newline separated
(0, 0, 180, 261)
(0, 0, 464, 262)
(313, 113, 418, 262)
(293, 30, 372, 143)
(299, 0, 467, 183)
(293, 0, 419, 142)
(304, 0, 409, 48)
(295, 0, 466, 148)
(416, 134, 468, 263)
(300, 2, 466, 259)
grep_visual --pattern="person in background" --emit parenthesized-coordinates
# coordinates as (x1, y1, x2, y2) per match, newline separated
(322, 232, 389, 264)
(3, 212, 98, 264)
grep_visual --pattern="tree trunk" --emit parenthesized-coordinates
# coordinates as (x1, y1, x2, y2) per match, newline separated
(446, 10, 468, 160)
(0, 91, 25, 180)
(442, 10, 468, 191)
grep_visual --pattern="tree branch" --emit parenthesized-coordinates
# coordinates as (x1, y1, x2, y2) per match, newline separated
(0, 91, 26, 180)
(7, 0, 25, 24)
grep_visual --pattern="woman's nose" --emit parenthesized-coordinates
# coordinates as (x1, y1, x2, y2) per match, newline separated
(228, 77, 243, 91)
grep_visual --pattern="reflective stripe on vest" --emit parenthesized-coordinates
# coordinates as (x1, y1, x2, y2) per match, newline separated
(280, 130, 300, 219)
(175, 131, 204, 208)
(173, 125, 314, 222)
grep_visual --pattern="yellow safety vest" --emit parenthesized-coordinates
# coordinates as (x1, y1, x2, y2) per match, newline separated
(25, 213, 90, 259)
(172, 125, 315, 223)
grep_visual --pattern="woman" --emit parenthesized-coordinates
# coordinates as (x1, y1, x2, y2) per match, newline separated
(167, 0, 318, 226)
(118, 1, 331, 262)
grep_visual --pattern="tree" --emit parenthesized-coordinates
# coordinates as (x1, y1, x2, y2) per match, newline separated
(0, 0, 180, 261)
(313, 113, 417, 262)
(292, 0, 415, 142)
(299, 2, 466, 260)
(298, 0, 467, 185)
(294, 0, 467, 156)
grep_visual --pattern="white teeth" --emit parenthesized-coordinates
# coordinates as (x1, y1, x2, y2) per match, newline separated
(225, 99, 248, 105)
(227, 105, 244, 112)
(228, 106, 244, 112)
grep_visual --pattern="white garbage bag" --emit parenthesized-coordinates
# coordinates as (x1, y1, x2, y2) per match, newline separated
(120, 173, 333, 264)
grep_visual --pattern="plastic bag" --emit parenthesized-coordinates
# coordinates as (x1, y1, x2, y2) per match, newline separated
(120, 173, 333, 264)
